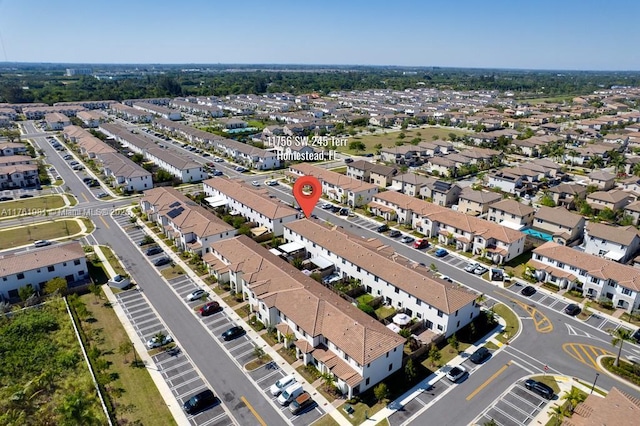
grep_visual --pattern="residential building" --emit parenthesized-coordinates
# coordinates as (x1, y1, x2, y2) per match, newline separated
(548, 183, 586, 209)
(76, 110, 106, 128)
(532, 206, 585, 246)
(587, 190, 633, 212)
(0, 155, 34, 166)
(587, 171, 616, 190)
(563, 387, 640, 426)
(132, 102, 182, 121)
(23, 105, 86, 120)
(390, 173, 435, 197)
(457, 188, 502, 216)
(583, 222, 640, 263)
(422, 180, 462, 207)
(97, 152, 152, 192)
(0, 142, 28, 156)
(0, 164, 40, 189)
(204, 235, 406, 399)
(140, 187, 236, 256)
(44, 112, 71, 130)
(202, 178, 300, 236)
(288, 163, 378, 207)
(0, 242, 87, 301)
(530, 242, 640, 312)
(487, 199, 535, 230)
(624, 200, 640, 225)
(284, 219, 481, 337)
(346, 160, 397, 187)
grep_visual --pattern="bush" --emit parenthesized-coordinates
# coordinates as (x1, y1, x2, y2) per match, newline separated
(357, 303, 375, 316)
(597, 297, 614, 310)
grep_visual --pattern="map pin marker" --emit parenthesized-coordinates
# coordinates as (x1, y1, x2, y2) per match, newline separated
(293, 176, 322, 219)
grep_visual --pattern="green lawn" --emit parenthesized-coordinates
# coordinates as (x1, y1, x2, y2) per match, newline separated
(337, 126, 469, 155)
(311, 414, 340, 426)
(0, 219, 82, 249)
(357, 294, 375, 305)
(375, 306, 396, 320)
(493, 304, 520, 344)
(160, 265, 185, 280)
(99, 245, 127, 277)
(0, 194, 66, 216)
(78, 294, 176, 425)
(530, 375, 560, 394)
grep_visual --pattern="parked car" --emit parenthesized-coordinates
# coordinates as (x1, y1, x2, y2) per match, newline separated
(251, 181, 261, 187)
(338, 208, 350, 216)
(33, 240, 51, 247)
(330, 206, 341, 213)
(153, 256, 171, 267)
(69, 161, 79, 166)
(146, 334, 173, 349)
(434, 248, 449, 257)
(63, 154, 73, 160)
(138, 235, 153, 246)
(145, 246, 163, 256)
(221, 326, 245, 341)
(521, 286, 537, 297)
(72, 164, 84, 171)
(469, 347, 491, 364)
(321, 203, 333, 209)
(199, 301, 221, 316)
(0, 196, 13, 202)
(388, 230, 401, 238)
(289, 392, 314, 415)
(213, 157, 224, 162)
(277, 383, 304, 405)
(413, 239, 429, 249)
(265, 180, 279, 186)
(473, 265, 488, 275)
(19, 194, 33, 198)
(439, 275, 453, 283)
(464, 262, 479, 273)
(212, 170, 224, 176)
(183, 389, 216, 414)
(322, 274, 341, 284)
(344, 158, 353, 163)
(376, 224, 389, 233)
(446, 365, 466, 382)
(96, 192, 108, 198)
(564, 303, 581, 316)
(187, 289, 208, 301)
(270, 375, 296, 396)
(400, 235, 415, 244)
(632, 328, 640, 344)
(524, 379, 554, 399)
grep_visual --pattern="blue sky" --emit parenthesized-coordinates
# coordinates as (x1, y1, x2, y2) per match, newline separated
(0, 0, 638, 70)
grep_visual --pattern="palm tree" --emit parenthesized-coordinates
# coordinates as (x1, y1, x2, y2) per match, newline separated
(561, 387, 587, 414)
(547, 404, 566, 426)
(58, 390, 101, 425)
(319, 372, 335, 391)
(611, 328, 634, 367)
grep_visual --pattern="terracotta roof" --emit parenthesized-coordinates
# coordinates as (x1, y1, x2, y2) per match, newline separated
(534, 206, 584, 228)
(459, 187, 502, 204)
(587, 190, 632, 204)
(586, 222, 640, 246)
(490, 199, 535, 217)
(290, 163, 377, 193)
(562, 387, 640, 426)
(0, 241, 85, 276)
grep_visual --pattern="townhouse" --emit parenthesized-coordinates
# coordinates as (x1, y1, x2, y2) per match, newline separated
(140, 187, 235, 256)
(202, 178, 299, 236)
(23, 105, 86, 120)
(63, 125, 117, 158)
(587, 190, 633, 212)
(284, 219, 481, 338)
(0, 155, 34, 166)
(346, 161, 397, 187)
(0, 142, 28, 156)
(44, 112, 71, 130)
(532, 206, 585, 245)
(288, 163, 378, 207)
(0, 242, 87, 301)
(169, 99, 224, 117)
(422, 180, 462, 207)
(583, 222, 640, 263)
(132, 102, 182, 121)
(565, 387, 640, 426)
(97, 152, 152, 193)
(624, 200, 640, 226)
(587, 171, 616, 190)
(204, 235, 406, 399)
(369, 191, 427, 224)
(389, 173, 435, 197)
(76, 110, 106, 128)
(380, 146, 425, 165)
(530, 242, 640, 312)
(487, 199, 534, 230)
(427, 156, 457, 177)
(457, 187, 502, 216)
(0, 107, 18, 121)
(109, 103, 153, 123)
(548, 183, 586, 209)
(0, 164, 39, 189)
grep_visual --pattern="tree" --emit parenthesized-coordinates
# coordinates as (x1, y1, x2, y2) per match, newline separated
(88, 283, 101, 303)
(118, 341, 133, 364)
(547, 403, 565, 426)
(18, 285, 35, 302)
(253, 345, 266, 363)
(398, 132, 406, 140)
(539, 193, 556, 207)
(405, 358, 417, 383)
(348, 140, 366, 151)
(373, 143, 383, 154)
(57, 390, 101, 425)
(373, 382, 389, 402)
(428, 345, 441, 367)
(483, 420, 498, 426)
(561, 387, 586, 414)
(320, 372, 335, 390)
(611, 327, 634, 367)
(44, 277, 68, 296)
(447, 334, 460, 353)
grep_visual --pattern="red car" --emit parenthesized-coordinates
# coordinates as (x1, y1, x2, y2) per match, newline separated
(199, 301, 220, 316)
(413, 239, 429, 249)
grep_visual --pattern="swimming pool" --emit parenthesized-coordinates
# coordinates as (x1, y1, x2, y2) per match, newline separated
(522, 228, 553, 241)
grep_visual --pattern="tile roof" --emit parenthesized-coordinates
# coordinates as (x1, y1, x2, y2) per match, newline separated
(490, 199, 535, 217)
(587, 190, 632, 204)
(534, 206, 585, 228)
(290, 163, 377, 193)
(585, 222, 640, 246)
(0, 241, 85, 276)
(563, 387, 640, 426)
(459, 187, 502, 204)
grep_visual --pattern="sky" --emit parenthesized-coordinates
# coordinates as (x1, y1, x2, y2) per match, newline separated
(0, 0, 639, 70)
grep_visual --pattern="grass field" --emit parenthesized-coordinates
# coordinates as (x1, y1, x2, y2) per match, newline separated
(0, 219, 82, 249)
(336, 126, 469, 155)
(99, 245, 127, 277)
(493, 304, 520, 343)
(0, 194, 66, 218)
(79, 293, 176, 425)
(160, 264, 185, 280)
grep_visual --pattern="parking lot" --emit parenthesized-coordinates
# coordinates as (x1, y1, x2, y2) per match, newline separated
(115, 290, 234, 425)
(388, 378, 454, 426)
(474, 380, 552, 426)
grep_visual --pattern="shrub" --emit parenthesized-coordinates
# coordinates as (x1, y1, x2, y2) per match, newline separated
(357, 303, 375, 316)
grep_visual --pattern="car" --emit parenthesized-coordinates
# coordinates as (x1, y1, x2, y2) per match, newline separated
(63, 154, 73, 160)
(33, 240, 51, 247)
(69, 161, 79, 166)
(388, 230, 401, 238)
(270, 375, 297, 396)
(344, 158, 354, 163)
(400, 235, 415, 244)
(187, 289, 208, 301)
(72, 164, 84, 171)
(289, 392, 314, 415)
(96, 192, 108, 198)
(446, 365, 466, 382)
(524, 379, 554, 399)
(521, 285, 537, 297)
(19, 194, 34, 198)
(363, 153, 374, 158)
(199, 301, 221, 316)
(0, 196, 13, 202)
(439, 275, 453, 283)
(206, 162, 215, 167)
(82, 177, 93, 183)
(235, 166, 247, 172)
(330, 206, 341, 213)
(213, 170, 224, 176)
(376, 224, 389, 233)
(469, 347, 491, 364)
(138, 236, 153, 246)
(202, 153, 210, 157)
(213, 157, 224, 162)
(153, 256, 171, 267)
(464, 262, 479, 273)
(434, 248, 449, 257)
(564, 303, 581, 316)
(320, 202, 333, 209)
(473, 265, 488, 275)
(251, 181, 261, 187)
(413, 239, 429, 249)
(338, 208, 350, 216)
(145, 246, 163, 256)
(145, 334, 173, 349)
(632, 328, 640, 344)
(183, 389, 216, 415)
(222, 326, 245, 341)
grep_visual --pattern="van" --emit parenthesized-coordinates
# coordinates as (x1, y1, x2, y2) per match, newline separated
(183, 389, 216, 414)
(270, 375, 296, 396)
(277, 383, 303, 405)
(289, 391, 313, 414)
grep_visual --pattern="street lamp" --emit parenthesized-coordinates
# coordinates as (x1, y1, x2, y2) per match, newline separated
(590, 372, 600, 394)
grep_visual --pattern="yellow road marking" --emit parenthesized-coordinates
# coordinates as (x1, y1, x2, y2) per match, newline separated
(99, 216, 110, 229)
(562, 343, 613, 371)
(82, 193, 89, 202)
(504, 295, 553, 333)
(569, 345, 587, 364)
(466, 361, 512, 401)
(240, 396, 267, 426)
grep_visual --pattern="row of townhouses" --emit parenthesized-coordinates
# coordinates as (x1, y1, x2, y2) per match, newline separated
(0, 153, 39, 189)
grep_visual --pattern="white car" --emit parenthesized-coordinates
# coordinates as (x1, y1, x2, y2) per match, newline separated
(251, 181, 261, 187)
(446, 365, 466, 382)
(187, 289, 208, 301)
(270, 375, 296, 396)
(146, 334, 173, 349)
(33, 240, 51, 248)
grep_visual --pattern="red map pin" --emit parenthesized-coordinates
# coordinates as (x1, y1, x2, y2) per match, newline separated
(293, 176, 322, 218)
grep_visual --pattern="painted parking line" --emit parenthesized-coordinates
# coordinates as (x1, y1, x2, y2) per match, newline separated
(562, 343, 614, 371)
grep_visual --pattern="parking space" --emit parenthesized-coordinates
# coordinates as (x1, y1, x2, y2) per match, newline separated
(388, 379, 453, 426)
(474, 380, 552, 426)
(115, 289, 233, 426)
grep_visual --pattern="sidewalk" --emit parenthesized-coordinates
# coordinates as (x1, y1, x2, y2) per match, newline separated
(128, 209, 353, 426)
(93, 244, 191, 425)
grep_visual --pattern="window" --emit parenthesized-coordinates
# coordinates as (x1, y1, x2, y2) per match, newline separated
(394, 287, 399, 294)
(622, 288, 632, 296)
(343, 353, 348, 361)
(17, 273, 25, 280)
(590, 276, 599, 284)
(388, 363, 393, 371)
(74, 259, 81, 266)
(456, 321, 460, 328)
(437, 324, 443, 331)
(386, 352, 389, 358)
(437, 310, 443, 318)
(455, 310, 458, 317)
(48, 266, 55, 272)
(366, 378, 370, 386)
(416, 298, 421, 306)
